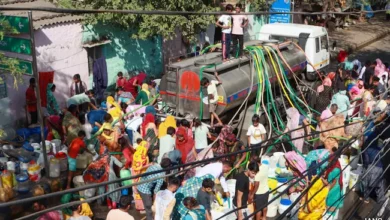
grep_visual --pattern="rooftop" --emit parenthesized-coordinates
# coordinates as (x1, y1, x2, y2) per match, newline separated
(0, 0, 83, 30)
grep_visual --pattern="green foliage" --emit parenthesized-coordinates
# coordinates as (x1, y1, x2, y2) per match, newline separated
(60, 0, 220, 41)
(0, 18, 24, 87)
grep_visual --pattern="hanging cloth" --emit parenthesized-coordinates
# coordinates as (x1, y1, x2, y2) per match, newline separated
(93, 57, 108, 102)
(39, 71, 54, 107)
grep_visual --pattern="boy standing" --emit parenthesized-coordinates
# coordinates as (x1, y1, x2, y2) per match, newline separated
(196, 178, 215, 220)
(200, 72, 223, 128)
(216, 4, 234, 62)
(247, 114, 266, 158)
(232, 4, 248, 58)
(66, 130, 94, 189)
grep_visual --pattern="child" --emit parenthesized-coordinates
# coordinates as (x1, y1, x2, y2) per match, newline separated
(116, 72, 126, 88)
(200, 72, 223, 128)
(215, 4, 234, 62)
(66, 130, 94, 189)
(196, 178, 214, 220)
(246, 114, 266, 159)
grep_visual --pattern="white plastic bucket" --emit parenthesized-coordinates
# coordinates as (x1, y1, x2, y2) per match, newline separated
(278, 199, 292, 215)
(290, 192, 301, 203)
(6, 161, 15, 172)
(226, 179, 236, 198)
(349, 172, 359, 190)
(72, 175, 96, 198)
(267, 205, 278, 218)
(268, 193, 281, 207)
(31, 143, 40, 151)
(40, 141, 52, 153)
(51, 139, 62, 154)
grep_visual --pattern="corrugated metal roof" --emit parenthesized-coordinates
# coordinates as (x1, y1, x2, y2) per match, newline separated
(1, 0, 83, 30)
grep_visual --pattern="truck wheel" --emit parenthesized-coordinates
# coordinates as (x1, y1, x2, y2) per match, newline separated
(305, 70, 317, 81)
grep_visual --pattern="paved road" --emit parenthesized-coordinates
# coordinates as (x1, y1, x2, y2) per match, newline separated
(328, 35, 390, 71)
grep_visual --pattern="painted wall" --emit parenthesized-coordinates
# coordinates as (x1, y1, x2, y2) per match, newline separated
(83, 24, 163, 86)
(0, 22, 88, 128)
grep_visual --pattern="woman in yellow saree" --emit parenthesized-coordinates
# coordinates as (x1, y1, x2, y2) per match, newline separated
(132, 140, 150, 211)
(298, 177, 329, 220)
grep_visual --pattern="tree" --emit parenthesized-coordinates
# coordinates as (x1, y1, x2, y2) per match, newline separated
(0, 18, 25, 138)
(60, 0, 270, 41)
(0, 18, 25, 86)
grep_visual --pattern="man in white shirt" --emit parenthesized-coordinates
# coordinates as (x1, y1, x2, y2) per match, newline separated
(195, 161, 233, 196)
(200, 72, 223, 128)
(215, 4, 234, 62)
(232, 4, 248, 58)
(158, 127, 176, 164)
(247, 114, 266, 158)
(153, 177, 180, 220)
(106, 195, 135, 220)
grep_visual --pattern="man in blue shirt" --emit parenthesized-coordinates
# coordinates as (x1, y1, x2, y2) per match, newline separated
(87, 110, 107, 133)
(137, 157, 172, 220)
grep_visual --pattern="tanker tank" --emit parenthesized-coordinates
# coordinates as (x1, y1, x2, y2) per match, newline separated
(159, 40, 307, 119)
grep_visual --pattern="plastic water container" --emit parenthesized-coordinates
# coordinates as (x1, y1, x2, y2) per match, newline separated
(49, 158, 60, 178)
(278, 156, 286, 168)
(40, 141, 52, 153)
(73, 175, 96, 198)
(269, 192, 281, 207)
(31, 143, 41, 151)
(51, 139, 62, 154)
(27, 163, 41, 182)
(120, 170, 132, 186)
(277, 177, 288, 193)
(6, 161, 15, 172)
(349, 171, 360, 191)
(55, 152, 68, 172)
(226, 179, 236, 198)
(267, 205, 278, 218)
(15, 174, 30, 194)
(76, 153, 88, 169)
(290, 192, 301, 203)
(278, 199, 292, 215)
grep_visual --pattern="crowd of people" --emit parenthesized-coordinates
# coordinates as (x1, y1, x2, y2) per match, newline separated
(21, 34, 390, 220)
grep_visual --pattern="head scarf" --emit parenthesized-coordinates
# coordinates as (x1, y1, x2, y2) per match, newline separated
(106, 96, 122, 119)
(101, 123, 114, 141)
(132, 141, 149, 171)
(320, 109, 333, 121)
(285, 151, 307, 177)
(141, 83, 150, 98)
(218, 125, 234, 155)
(176, 127, 194, 163)
(328, 72, 336, 80)
(141, 113, 155, 136)
(46, 83, 59, 115)
(158, 115, 177, 138)
(317, 77, 333, 93)
(325, 154, 343, 190)
(145, 106, 157, 116)
(286, 107, 300, 131)
(375, 58, 386, 76)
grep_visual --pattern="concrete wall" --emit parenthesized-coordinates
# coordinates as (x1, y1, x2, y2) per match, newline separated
(83, 24, 163, 86)
(0, 22, 88, 128)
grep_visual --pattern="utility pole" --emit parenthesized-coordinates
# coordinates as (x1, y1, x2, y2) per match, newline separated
(28, 11, 49, 177)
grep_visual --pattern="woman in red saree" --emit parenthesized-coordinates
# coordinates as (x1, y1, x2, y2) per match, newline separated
(176, 127, 195, 164)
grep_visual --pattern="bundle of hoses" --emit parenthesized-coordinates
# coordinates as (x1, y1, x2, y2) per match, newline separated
(245, 44, 322, 155)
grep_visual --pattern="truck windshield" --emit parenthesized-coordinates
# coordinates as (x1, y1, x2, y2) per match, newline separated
(270, 35, 299, 44)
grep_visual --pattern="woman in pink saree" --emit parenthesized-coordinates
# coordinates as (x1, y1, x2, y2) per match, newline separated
(375, 59, 386, 76)
(284, 108, 310, 153)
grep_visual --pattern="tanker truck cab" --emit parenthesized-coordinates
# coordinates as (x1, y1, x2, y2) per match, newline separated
(259, 23, 330, 81)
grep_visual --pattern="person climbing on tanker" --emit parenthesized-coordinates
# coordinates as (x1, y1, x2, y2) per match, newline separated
(215, 4, 233, 62)
(200, 72, 223, 128)
(247, 114, 266, 159)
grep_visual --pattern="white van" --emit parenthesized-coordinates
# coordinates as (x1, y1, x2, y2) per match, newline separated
(259, 23, 330, 81)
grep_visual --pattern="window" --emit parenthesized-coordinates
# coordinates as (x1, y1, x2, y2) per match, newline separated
(321, 35, 328, 51)
(315, 37, 320, 53)
(87, 46, 104, 76)
(0, 75, 7, 99)
(270, 35, 299, 44)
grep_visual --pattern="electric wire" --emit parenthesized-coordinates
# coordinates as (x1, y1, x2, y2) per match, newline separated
(288, 116, 390, 219)
(245, 107, 390, 219)
(0, 118, 368, 208)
